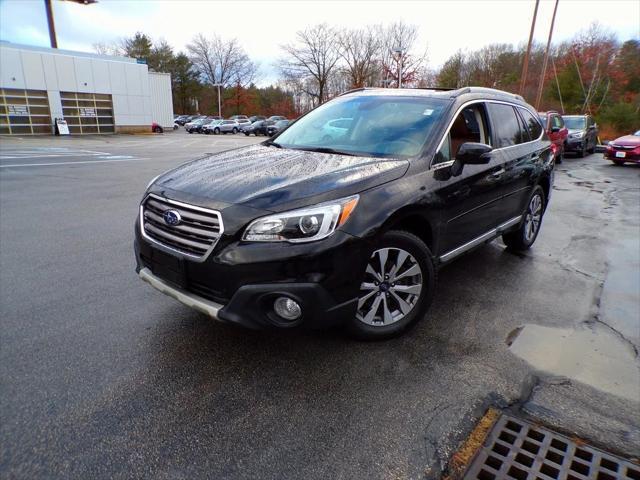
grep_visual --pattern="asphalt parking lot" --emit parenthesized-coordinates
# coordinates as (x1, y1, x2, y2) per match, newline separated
(1, 131, 639, 479)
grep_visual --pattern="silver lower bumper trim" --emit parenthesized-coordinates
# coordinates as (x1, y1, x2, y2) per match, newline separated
(139, 267, 223, 319)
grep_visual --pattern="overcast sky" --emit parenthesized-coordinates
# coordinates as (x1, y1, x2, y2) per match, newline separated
(1, 0, 638, 86)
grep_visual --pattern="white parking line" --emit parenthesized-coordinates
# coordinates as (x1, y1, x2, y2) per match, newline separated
(0, 157, 151, 168)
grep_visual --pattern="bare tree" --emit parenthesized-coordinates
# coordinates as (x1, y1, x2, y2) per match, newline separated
(187, 33, 256, 87)
(338, 26, 381, 88)
(279, 24, 341, 106)
(379, 22, 428, 88)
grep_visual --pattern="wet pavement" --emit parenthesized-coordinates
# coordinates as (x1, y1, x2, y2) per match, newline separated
(1, 132, 638, 479)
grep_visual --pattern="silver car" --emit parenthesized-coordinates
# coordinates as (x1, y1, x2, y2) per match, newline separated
(211, 120, 240, 135)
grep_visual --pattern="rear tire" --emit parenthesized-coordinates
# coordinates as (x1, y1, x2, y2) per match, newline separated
(347, 230, 435, 340)
(502, 186, 545, 252)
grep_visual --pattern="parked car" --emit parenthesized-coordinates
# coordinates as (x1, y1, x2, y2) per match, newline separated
(194, 119, 218, 134)
(538, 111, 568, 163)
(249, 115, 266, 123)
(235, 118, 252, 130)
(211, 119, 240, 134)
(562, 114, 598, 157)
(604, 130, 640, 165)
(202, 120, 223, 135)
(267, 119, 291, 136)
(175, 115, 190, 126)
(151, 122, 164, 134)
(136, 87, 553, 340)
(321, 117, 353, 141)
(265, 115, 286, 125)
(243, 120, 269, 136)
(229, 115, 249, 121)
(185, 118, 207, 133)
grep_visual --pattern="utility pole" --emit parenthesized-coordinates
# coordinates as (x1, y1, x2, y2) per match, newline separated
(535, 0, 560, 110)
(44, 0, 97, 49)
(213, 84, 222, 117)
(520, 0, 540, 96)
(44, 0, 58, 48)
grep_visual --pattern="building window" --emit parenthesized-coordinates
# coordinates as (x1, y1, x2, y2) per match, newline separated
(0, 89, 51, 135)
(60, 92, 114, 134)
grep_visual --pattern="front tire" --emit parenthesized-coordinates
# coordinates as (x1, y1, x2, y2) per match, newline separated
(502, 186, 545, 251)
(347, 230, 435, 340)
(232, 127, 238, 134)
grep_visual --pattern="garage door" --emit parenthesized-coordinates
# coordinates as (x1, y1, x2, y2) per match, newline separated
(0, 88, 52, 135)
(61, 92, 114, 134)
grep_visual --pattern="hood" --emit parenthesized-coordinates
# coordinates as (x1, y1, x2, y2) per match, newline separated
(568, 129, 584, 135)
(155, 144, 409, 210)
(612, 135, 640, 146)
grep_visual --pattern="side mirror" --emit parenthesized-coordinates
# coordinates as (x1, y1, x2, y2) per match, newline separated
(551, 126, 560, 133)
(456, 142, 493, 165)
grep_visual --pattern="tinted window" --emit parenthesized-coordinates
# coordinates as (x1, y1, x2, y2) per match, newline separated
(518, 108, 543, 140)
(515, 110, 530, 143)
(487, 103, 522, 148)
(552, 115, 563, 128)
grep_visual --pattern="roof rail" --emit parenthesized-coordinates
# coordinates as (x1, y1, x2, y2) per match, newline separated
(453, 87, 525, 102)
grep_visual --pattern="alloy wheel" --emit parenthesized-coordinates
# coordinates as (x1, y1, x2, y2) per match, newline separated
(524, 194, 543, 242)
(356, 248, 423, 326)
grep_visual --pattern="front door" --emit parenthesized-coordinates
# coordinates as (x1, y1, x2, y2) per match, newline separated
(432, 103, 506, 254)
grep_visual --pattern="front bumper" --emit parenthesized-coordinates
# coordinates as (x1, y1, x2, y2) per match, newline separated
(135, 224, 370, 330)
(565, 137, 585, 152)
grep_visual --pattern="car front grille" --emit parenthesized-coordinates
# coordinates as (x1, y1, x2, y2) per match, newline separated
(610, 144, 635, 150)
(140, 194, 223, 260)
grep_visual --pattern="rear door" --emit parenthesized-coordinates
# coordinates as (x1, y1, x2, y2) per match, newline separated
(485, 103, 539, 224)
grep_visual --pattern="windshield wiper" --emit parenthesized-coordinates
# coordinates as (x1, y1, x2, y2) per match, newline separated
(263, 140, 282, 148)
(293, 146, 358, 156)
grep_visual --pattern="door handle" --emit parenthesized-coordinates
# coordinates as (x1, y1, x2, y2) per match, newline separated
(488, 168, 505, 179)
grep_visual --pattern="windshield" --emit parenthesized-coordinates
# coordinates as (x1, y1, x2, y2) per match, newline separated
(275, 120, 289, 127)
(634, 131, 640, 136)
(274, 95, 451, 158)
(563, 117, 585, 129)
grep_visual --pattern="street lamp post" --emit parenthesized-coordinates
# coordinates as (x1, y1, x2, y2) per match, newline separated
(213, 83, 222, 118)
(393, 48, 405, 88)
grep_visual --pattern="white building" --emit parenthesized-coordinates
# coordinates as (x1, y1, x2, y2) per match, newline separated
(0, 42, 173, 135)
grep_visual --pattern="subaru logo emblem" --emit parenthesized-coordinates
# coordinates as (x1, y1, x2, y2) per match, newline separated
(163, 209, 181, 226)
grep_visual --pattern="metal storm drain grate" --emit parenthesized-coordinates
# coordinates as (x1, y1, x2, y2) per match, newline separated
(464, 414, 640, 480)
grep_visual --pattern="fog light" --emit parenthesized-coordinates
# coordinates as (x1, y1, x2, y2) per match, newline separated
(273, 297, 302, 321)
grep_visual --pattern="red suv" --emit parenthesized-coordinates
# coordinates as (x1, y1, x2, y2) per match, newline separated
(539, 111, 568, 163)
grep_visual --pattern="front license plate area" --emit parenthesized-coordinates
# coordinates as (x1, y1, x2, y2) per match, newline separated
(150, 248, 186, 288)
(616, 151, 626, 158)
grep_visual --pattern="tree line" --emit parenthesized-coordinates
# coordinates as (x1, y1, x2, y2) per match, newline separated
(95, 22, 639, 135)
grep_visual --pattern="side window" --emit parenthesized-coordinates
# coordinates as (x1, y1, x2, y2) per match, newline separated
(434, 104, 489, 164)
(487, 103, 522, 148)
(518, 108, 543, 140)
(552, 115, 563, 129)
(516, 110, 531, 144)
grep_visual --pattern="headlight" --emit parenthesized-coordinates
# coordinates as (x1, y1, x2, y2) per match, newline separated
(571, 132, 585, 139)
(243, 195, 359, 243)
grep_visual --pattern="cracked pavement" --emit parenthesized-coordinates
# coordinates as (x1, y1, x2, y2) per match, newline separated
(1, 133, 638, 479)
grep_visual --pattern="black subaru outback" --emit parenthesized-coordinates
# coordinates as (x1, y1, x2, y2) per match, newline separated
(135, 87, 553, 339)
